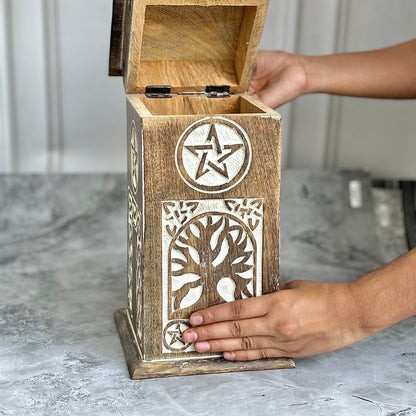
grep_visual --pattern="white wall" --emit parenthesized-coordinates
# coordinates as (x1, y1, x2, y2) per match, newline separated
(0, 0, 12, 172)
(282, 0, 416, 179)
(329, 1, 416, 179)
(0, 0, 415, 178)
(0, 0, 126, 173)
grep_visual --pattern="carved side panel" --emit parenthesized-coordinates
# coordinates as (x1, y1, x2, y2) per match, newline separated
(161, 198, 263, 354)
(128, 191, 143, 331)
(127, 119, 143, 357)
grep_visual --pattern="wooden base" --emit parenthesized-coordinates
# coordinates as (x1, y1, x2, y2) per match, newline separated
(114, 308, 295, 380)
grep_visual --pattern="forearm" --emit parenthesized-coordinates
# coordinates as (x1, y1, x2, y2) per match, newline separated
(350, 247, 416, 339)
(302, 39, 416, 99)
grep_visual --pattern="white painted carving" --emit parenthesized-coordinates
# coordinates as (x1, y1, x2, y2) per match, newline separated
(224, 198, 264, 231)
(175, 117, 252, 193)
(163, 320, 191, 352)
(130, 120, 139, 194)
(161, 198, 263, 354)
(127, 220, 133, 313)
(135, 209, 143, 339)
(128, 189, 143, 341)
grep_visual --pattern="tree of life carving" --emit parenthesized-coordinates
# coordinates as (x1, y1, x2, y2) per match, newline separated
(168, 213, 256, 318)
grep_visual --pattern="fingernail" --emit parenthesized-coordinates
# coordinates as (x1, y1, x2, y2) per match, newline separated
(195, 341, 210, 352)
(182, 330, 197, 343)
(224, 351, 236, 361)
(190, 314, 203, 326)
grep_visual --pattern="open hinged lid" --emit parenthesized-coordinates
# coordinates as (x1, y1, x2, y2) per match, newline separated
(109, 0, 269, 95)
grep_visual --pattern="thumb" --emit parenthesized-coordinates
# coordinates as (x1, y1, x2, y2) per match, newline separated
(255, 79, 299, 109)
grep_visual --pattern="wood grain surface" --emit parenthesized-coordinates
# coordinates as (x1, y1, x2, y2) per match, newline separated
(137, 94, 268, 116)
(109, 0, 127, 76)
(126, 94, 282, 362)
(108, 0, 269, 93)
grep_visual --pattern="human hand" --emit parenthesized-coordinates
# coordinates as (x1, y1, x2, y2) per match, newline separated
(248, 50, 309, 108)
(182, 280, 366, 361)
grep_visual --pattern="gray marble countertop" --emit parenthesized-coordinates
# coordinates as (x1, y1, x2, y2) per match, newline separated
(0, 171, 414, 416)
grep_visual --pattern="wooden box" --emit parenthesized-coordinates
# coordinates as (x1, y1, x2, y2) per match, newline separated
(110, 0, 294, 379)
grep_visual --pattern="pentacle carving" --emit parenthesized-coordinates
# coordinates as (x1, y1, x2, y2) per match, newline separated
(175, 117, 252, 193)
(163, 320, 191, 352)
(168, 212, 256, 319)
(130, 120, 139, 194)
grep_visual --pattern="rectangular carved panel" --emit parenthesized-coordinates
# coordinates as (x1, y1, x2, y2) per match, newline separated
(161, 198, 263, 354)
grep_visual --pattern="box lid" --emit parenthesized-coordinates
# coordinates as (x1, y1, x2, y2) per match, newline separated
(109, 0, 269, 94)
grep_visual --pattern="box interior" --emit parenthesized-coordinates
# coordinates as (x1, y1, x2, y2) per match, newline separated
(136, 5, 257, 91)
(138, 95, 269, 116)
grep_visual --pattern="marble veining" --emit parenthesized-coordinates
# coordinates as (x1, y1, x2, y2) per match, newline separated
(0, 172, 414, 416)
(280, 170, 387, 283)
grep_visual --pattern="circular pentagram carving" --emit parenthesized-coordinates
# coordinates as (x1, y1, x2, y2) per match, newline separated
(163, 320, 191, 352)
(130, 120, 139, 194)
(175, 117, 252, 193)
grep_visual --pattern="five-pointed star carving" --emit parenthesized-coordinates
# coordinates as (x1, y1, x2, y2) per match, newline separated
(167, 323, 186, 346)
(185, 123, 243, 180)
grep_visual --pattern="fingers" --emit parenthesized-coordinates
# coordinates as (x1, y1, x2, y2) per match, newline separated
(224, 348, 292, 361)
(193, 335, 276, 353)
(183, 316, 270, 345)
(189, 295, 271, 327)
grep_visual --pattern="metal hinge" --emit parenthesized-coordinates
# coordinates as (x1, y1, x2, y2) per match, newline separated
(145, 86, 172, 98)
(205, 85, 230, 98)
(144, 85, 231, 98)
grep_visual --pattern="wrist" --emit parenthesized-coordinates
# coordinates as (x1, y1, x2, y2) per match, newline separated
(346, 281, 382, 340)
(332, 282, 370, 346)
(298, 54, 330, 95)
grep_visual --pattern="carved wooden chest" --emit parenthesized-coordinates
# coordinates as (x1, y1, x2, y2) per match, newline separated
(110, 0, 294, 379)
